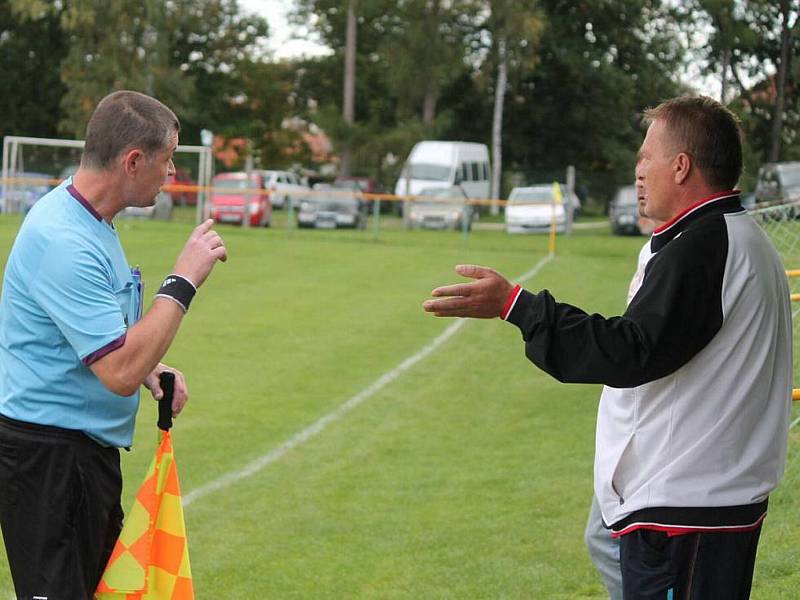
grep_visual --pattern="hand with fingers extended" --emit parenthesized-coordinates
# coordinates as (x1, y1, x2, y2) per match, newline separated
(423, 264, 515, 318)
(172, 219, 228, 287)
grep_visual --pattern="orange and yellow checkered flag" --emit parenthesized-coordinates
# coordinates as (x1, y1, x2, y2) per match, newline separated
(96, 373, 193, 600)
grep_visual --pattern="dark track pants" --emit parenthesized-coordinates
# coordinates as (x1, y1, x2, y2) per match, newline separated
(620, 526, 762, 600)
(0, 415, 123, 600)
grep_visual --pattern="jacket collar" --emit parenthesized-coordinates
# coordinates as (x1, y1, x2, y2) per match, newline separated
(651, 190, 743, 252)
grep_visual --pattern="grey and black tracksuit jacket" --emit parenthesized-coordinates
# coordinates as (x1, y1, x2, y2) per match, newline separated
(504, 191, 793, 534)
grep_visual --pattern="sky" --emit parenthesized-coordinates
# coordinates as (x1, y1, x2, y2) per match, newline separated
(238, 0, 331, 60)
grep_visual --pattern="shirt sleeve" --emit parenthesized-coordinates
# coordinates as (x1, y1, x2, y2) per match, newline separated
(505, 224, 727, 387)
(29, 236, 128, 363)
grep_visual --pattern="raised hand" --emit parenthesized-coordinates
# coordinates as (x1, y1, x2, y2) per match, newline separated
(423, 264, 515, 318)
(172, 219, 227, 287)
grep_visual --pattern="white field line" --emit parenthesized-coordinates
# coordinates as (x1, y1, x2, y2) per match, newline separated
(791, 413, 800, 430)
(183, 254, 554, 507)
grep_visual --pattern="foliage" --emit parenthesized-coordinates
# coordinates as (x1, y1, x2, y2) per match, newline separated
(1, 0, 798, 199)
(501, 0, 684, 204)
(0, 0, 66, 138)
(691, 0, 799, 176)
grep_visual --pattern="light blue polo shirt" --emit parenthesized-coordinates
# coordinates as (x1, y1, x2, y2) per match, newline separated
(0, 179, 141, 447)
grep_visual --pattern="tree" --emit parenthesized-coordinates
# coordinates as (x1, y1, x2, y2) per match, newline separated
(767, 0, 797, 161)
(482, 0, 543, 205)
(693, 1, 757, 103)
(700, 0, 799, 175)
(0, 1, 66, 138)
(340, 0, 357, 175)
(501, 0, 684, 206)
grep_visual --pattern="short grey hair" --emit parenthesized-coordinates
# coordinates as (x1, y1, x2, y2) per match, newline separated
(643, 95, 742, 190)
(82, 90, 180, 170)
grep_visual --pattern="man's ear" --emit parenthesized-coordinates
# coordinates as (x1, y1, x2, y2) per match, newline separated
(122, 149, 144, 177)
(673, 152, 691, 185)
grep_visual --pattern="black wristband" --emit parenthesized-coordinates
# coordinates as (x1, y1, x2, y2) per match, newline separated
(154, 274, 197, 313)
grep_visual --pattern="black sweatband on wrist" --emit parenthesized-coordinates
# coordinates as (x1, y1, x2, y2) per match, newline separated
(154, 274, 197, 313)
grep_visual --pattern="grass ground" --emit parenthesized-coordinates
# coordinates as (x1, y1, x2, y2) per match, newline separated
(0, 212, 798, 598)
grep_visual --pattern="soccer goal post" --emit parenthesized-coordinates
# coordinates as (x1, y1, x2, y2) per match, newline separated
(1, 135, 213, 223)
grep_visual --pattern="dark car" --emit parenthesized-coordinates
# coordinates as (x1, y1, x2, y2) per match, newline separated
(754, 162, 800, 205)
(297, 185, 366, 229)
(333, 176, 391, 214)
(609, 185, 656, 236)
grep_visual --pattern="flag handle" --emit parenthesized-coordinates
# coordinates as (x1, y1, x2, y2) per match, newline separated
(158, 371, 175, 431)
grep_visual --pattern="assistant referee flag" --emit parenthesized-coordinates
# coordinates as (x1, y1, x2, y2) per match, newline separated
(95, 373, 193, 599)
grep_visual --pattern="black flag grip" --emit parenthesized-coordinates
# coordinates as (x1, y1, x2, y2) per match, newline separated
(157, 371, 175, 431)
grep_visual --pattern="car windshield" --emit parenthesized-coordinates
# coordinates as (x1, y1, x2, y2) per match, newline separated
(406, 163, 451, 181)
(419, 188, 461, 200)
(509, 190, 553, 204)
(779, 165, 800, 188)
(214, 178, 258, 190)
(312, 192, 358, 205)
(614, 187, 637, 206)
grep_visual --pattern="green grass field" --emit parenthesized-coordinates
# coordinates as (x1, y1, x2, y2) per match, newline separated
(0, 212, 798, 598)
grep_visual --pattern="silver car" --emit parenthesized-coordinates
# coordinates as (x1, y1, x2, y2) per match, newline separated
(408, 186, 472, 230)
(259, 169, 309, 209)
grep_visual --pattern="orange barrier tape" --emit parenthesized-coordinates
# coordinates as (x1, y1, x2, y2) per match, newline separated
(0, 177, 571, 209)
(793, 389, 800, 401)
(0, 177, 527, 208)
(786, 270, 800, 278)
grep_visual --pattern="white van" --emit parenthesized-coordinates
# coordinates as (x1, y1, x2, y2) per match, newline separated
(394, 141, 491, 200)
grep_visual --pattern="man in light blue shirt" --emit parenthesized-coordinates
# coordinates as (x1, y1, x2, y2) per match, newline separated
(0, 90, 228, 599)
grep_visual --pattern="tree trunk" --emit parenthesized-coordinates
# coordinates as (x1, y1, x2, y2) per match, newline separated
(768, 0, 791, 163)
(341, 0, 357, 176)
(422, 85, 437, 130)
(720, 46, 730, 104)
(490, 36, 507, 214)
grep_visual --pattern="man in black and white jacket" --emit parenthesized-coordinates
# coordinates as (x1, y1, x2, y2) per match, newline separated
(423, 96, 792, 599)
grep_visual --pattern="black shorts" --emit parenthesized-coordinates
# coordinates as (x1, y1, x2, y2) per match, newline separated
(0, 414, 123, 600)
(620, 526, 762, 600)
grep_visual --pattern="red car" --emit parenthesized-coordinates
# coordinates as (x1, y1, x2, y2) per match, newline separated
(210, 172, 272, 227)
(163, 170, 198, 206)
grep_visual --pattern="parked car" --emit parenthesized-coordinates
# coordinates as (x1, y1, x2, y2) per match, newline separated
(754, 162, 800, 204)
(1, 172, 54, 215)
(210, 172, 271, 227)
(258, 169, 309, 209)
(297, 185, 366, 229)
(505, 184, 576, 233)
(121, 190, 173, 220)
(164, 169, 197, 206)
(609, 185, 656, 235)
(408, 186, 472, 230)
(334, 176, 382, 194)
